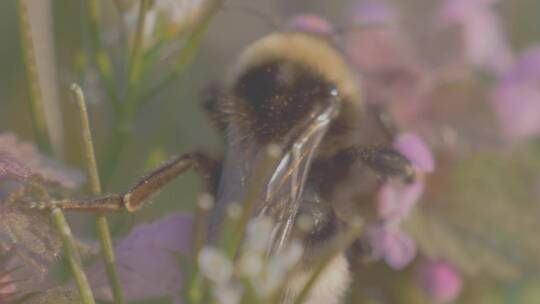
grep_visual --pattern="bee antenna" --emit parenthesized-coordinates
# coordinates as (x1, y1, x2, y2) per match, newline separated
(221, 4, 282, 31)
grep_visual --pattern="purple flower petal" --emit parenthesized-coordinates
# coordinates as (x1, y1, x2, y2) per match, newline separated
(348, 0, 398, 26)
(287, 14, 334, 36)
(0, 133, 84, 189)
(367, 224, 417, 270)
(0, 157, 32, 181)
(394, 133, 435, 173)
(378, 180, 425, 220)
(0, 274, 16, 295)
(503, 45, 540, 82)
(437, 0, 497, 25)
(383, 228, 417, 269)
(491, 81, 540, 141)
(87, 213, 193, 301)
(417, 260, 462, 303)
(436, 0, 514, 75)
(344, 23, 428, 124)
(490, 46, 540, 141)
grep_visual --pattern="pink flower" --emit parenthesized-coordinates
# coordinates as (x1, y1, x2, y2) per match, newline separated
(378, 133, 433, 220)
(0, 156, 32, 182)
(417, 260, 462, 303)
(347, 0, 398, 26)
(87, 213, 193, 302)
(371, 133, 433, 268)
(367, 224, 417, 270)
(287, 14, 335, 36)
(0, 133, 84, 189)
(394, 133, 435, 173)
(491, 46, 540, 141)
(344, 12, 430, 124)
(0, 274, 16, 296)
(378, 180, 424, 220)
(437, 0, 514, 75)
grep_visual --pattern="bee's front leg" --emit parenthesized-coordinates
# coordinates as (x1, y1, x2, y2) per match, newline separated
(30, 152, 221, 213)
(339, 146, 415, 183)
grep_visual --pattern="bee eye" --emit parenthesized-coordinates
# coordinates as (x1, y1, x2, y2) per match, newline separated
(329, 86, 339, 97)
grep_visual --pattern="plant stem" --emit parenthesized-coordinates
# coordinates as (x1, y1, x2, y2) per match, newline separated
(99, 0, 150, 188)
(86, 0, 120, 112)
(71, 84, 125, 304)
(51, 208, 96, 304)
(100, 0, 221, 187)
(17, 1, 95, 302)
(15, 0, 51, 153)
(136, 0, 222, 105)
(221, 145, 281, 259)
(126, 0, 151, 100)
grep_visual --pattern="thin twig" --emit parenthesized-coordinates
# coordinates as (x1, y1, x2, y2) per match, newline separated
(86, 0, 120, 111)
(17, 2, 95, 302)
(126, 0, 152, 99)
(136, 0, 223, 105)
(15, 0, 51, 153)
(51, 208, 96, 304)
(71, 84, 125, 304)
(100, 0, 221, 187)
(99, 0, 151, 187)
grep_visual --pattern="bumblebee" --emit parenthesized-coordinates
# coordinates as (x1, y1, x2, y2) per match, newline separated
(33, 30, 413, 303)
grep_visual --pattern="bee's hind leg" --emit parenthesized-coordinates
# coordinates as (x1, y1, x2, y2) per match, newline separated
(30, 152, 221, 213)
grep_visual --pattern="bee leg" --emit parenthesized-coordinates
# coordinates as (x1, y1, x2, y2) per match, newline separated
(30, 153, 221, 213)
(339, 146, 415, 183)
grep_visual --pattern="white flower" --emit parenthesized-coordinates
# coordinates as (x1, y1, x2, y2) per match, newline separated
(237, 250, 264, 278)
(213, 282, 243, 304)
(123, 0, 207, 47)
(197, 192, 215, 210)
(271, 240, 303, 269)
(244, 216, 273, 252)
(198, 246, 233, 284)
(252, 263, 286, 298)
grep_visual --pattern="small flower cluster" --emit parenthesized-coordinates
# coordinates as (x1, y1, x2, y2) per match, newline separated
(123, 0, 209, 49)
(0, 133, 84, 189)
(197, 216, 304, 303)
(87, 211, 307, 303)
(367, 133, 434, 270)
(417, 259, 462, 303)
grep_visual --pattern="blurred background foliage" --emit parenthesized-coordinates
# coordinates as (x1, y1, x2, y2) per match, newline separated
(1, 0, 540, 303)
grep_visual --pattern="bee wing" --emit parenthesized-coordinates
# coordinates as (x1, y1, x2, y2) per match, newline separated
(261, 100, 340, 254)
(210, 97, 339, 256)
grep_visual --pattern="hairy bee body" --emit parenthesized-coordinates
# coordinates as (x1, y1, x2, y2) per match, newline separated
(206, 31, 402, 303)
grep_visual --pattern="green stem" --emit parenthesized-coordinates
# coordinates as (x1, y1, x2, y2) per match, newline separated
(71, 84, 125, 304)
(100, 0, 221, 187)
(99, 0, 150, 187)
(51, 208, 96, 304)
(99, 114, 130, 188)
(86, 0, 120, 112)
(126, 0, 151, 100)
(136, 0, 222, 105)
(17, 2, 95, 302)
(16, 0, 51, 153)
(221, 145, 281, 259)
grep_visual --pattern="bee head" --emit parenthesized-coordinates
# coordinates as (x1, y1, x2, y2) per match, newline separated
(225, 32, 361, 145)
